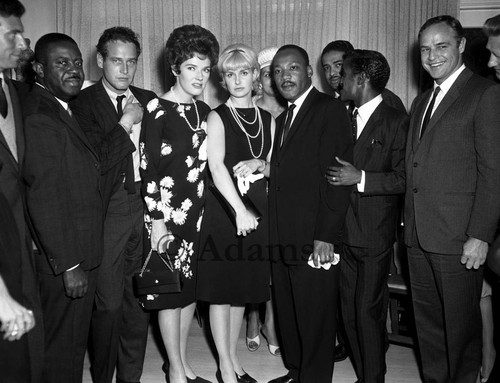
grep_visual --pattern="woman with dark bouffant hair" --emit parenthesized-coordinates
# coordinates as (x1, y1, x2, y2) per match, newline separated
(139, 24, 219, 383)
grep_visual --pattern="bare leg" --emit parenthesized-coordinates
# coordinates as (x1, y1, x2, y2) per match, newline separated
(229, 305, 246, 375)
(480, 294, 496, 382)
(179, 302, 197, 379)
(246, 303, 261, 343)
(210, 304, 237, 383)
(262, 298, 279, 348)
(158, 308, 186, 383)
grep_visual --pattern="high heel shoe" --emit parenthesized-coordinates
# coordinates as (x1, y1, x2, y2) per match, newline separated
(235, 370, 257, 383)
(245, 333, 260, 352)
(261, 326, 280, 356)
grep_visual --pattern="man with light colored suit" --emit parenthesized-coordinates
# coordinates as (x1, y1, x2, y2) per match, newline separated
(70, 26, 156, 383)
(327, 49, 408, 383)
(405, 15, 500, 383)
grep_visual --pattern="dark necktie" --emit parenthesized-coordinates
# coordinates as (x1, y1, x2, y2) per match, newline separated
(420, 86, 441, 138)
(0, 78, 9, 118)
(117, 95, 135, 194)
(281, 103, 296, 146)
(351, 108, 358, 142)
(116, 94, 125, 118)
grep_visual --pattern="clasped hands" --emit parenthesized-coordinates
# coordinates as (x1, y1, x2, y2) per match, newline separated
(0, 284, 35, 341)
(326, 156, 361, 186)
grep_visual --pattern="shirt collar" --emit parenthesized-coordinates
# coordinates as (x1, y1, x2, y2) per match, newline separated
(35, 82, 70, 111)
(434, 64, 466, 96)
(288, 84, 313, 112)
(356, 94, 383, 125)
(102, 79, 131, 102)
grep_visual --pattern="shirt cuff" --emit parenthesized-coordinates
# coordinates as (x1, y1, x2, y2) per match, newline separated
(66, 263, 80, 271)
(357, 170, 365, 192)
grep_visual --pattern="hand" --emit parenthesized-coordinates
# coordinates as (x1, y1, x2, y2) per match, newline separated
(62, 266, 88, 298)
(461, 237, 488, 270)
(235, 209, 259, 237)
(0, 288, 35, 341)
(120, 102, 143, 130)
(151, 219, 169, 251)
(233, 159, 262, 178)
(311, 240, 334, 267)
(326, 157, 361, 186)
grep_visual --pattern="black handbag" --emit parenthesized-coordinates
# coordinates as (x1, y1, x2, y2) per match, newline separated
(208, 179, 262, 227)
(134, 234, 182, 295)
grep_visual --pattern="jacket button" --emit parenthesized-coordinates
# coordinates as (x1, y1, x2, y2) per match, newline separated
(413, 162, 418, 167)
(276, 162, 280, 167)
(413, 188, 418, 193)
(276, 187, 281, 192)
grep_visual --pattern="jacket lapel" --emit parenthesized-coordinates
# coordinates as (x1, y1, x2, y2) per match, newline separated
(95, 80, 120, 124)
(280, 87, 318, 154)
(354, 102, 383, 160)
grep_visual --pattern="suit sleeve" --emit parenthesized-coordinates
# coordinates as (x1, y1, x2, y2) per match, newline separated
(466, 84, 500, 243)
(314, 100, 353, 248)
(24, 114, 83, 274)
(363, 113, 409, 195)
(70, 96, 134, 174)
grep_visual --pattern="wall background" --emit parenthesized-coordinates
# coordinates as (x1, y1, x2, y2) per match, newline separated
(20, 0, 499, 109)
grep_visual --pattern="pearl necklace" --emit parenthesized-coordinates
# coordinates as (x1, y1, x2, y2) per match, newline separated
(171, 87, 201, 132)
(226, 99, 264, 159)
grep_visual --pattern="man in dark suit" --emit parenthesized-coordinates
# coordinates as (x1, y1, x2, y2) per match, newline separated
(0, 1, 43, 382)
(405, 15, 500, 383)
(267, 44, 352, 383)
(327, 50, 408, 383)
(321, 40, 407, 113)
(484, 14, 500, 80)
(70, 27, 155, 383)
(23, 33, 103, 383)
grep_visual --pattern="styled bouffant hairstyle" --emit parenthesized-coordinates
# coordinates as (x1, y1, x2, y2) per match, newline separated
(321, 40, 354, 58)
(96, 26, 141, 59)
(418, 15, 464, 44)
(217, 43, 259, 74)
(344, 49, 390, 93)
(166, 24, 220, 74)
(34, 33, 78, 65)
(0, 0, 25, 18)
(484, 14, 500, 37)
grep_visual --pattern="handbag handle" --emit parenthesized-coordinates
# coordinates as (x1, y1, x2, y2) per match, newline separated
(139, 233, 176, 276)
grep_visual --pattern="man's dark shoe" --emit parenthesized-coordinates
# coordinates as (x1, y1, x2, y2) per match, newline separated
(267, 375, 297, 383)
(334, 342, 348, 362)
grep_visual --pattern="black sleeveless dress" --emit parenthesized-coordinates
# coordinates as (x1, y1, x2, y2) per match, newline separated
(197, 104, 272, 305)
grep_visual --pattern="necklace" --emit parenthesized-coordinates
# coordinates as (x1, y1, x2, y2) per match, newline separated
(171, 86, 200, 132)
(226, 99, 264, 159)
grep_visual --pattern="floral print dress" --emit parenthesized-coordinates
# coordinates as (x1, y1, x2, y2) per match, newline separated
(139, 97, 210, 309)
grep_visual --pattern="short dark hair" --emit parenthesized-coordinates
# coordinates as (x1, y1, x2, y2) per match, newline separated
(275, 44, 309, 66)
(418, 15, 464, 43)
(321, 40, 354, 59)
(484, 14, 500, 37)
(165, 24, 219, 74)
(34, 33, 78, 65)
(0, 0, 25, 18)
(344, 49, 390, 92)
(96, 26, 141, 59)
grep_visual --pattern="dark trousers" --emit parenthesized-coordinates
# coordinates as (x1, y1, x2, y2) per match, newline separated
(407, 245, 483, 383)
(340, 245, 392, 383)
(39, 267, 98, 383)
(271, 260, 339, 383)
(90, 184, 150, 383)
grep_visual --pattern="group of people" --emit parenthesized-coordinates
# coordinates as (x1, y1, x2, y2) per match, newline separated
(1, 0, 500, 382)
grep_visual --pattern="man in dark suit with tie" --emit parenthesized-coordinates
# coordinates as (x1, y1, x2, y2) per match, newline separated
(23, 33, 103, 383)
(0, 1, 43, 381)
(267, 44, 352, 383)
(70, 27, 156, 383)
(321, 40, 407, 113)
(405, 15, 500, 383)
(326, 49, 408, 383)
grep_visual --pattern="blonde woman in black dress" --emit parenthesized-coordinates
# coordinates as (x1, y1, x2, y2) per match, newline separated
(198, 44, 275, 383)
(140, 25, 219, 383)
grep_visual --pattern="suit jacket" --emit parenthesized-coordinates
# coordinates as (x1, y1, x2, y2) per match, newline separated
(344, 101, 408, 249)
(404, 68, 500, 254)
(70, 81, 156, 210)
(23, 85, 104, 274)
(381, 88, 407, 114)
(269, 87, 353, 264)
